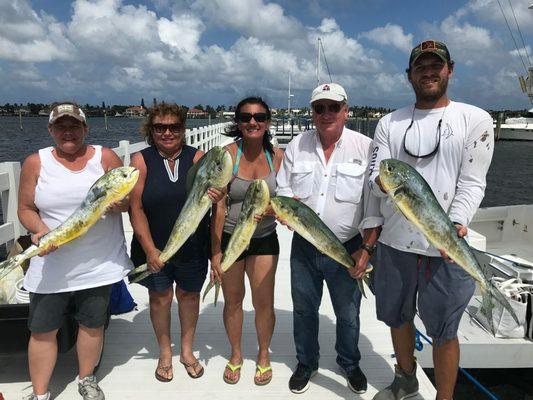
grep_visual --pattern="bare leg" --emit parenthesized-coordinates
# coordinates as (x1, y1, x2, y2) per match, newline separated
(246, 254, 277, 384)
(77, 325, 105, 379)
(149, 287, 174, 379)
(28, 330, 58, 395)
(175, 286, 202, 376)
(391, 322, 416, 374)
(246, 255, 277, 364)
(221, 259, 246, 380)
(433, 338, 459, 400)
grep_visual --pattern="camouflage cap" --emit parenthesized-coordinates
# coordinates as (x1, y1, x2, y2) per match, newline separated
(408, 40, 451, 67)
(48, 103, 87, 125)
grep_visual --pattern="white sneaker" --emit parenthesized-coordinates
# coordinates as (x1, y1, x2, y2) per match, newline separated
(78, 375, 105, 400)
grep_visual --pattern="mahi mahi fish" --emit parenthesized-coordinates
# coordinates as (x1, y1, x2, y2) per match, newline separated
(0, 166, 139, 282)
(202, 179, 270, 305)
(379, 158, 519, 324)
(129, 146, 233, 283)
(270, 196, 371, 297)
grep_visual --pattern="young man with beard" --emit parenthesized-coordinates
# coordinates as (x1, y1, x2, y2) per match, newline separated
(366, 40, 494, 400)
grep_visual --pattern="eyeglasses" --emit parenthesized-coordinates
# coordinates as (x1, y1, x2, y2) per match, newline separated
(402, 111, 443, 159)
(237, 112, 268, 123)
(312, 102, 344, 115)
(152, 123, 183, 134)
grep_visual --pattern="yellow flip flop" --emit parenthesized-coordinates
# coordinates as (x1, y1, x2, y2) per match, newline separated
(223, 361, 243, 384)
(254, 364, 272, 386)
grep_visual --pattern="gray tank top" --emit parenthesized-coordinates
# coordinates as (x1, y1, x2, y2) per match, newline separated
(223, 142, 277, 238)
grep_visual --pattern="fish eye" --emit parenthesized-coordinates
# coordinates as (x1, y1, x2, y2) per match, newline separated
(387, 165, 394, 172)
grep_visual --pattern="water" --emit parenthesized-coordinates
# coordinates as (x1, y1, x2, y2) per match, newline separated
(0, 116, 226, 163)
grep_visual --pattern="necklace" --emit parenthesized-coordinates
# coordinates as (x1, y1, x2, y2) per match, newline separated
(158, 147, 182, 161)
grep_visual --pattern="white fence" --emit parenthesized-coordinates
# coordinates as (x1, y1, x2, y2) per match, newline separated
(0, 122, 230, 253)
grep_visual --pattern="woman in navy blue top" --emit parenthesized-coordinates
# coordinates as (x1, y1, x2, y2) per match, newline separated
(129, 102, 223, 382)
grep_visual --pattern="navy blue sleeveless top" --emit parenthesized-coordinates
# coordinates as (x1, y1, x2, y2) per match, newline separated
(130, 145, 209, 266)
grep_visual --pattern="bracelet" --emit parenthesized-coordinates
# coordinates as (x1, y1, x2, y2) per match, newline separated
(360, 243, 376, 256)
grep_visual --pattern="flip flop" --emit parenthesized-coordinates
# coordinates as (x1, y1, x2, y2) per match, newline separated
(223, 361, 243, 384)
(155, 361, 173, 382)
(254, 364, 272, 386)
(179, 359, 204, 379)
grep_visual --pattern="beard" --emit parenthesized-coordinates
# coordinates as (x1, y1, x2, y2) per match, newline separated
(412, 74, 449, 103)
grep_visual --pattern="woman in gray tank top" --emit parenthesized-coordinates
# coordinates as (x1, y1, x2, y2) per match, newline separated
(211, 97, 283, 386)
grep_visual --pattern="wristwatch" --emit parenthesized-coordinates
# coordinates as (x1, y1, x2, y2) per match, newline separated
(360, 243, 376, 256)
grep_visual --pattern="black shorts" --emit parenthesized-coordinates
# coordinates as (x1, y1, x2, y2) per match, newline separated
(221, 230, 280, 262)
(28, 284, 112, 333)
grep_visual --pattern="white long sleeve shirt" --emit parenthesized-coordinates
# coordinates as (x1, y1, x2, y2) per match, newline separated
(367, 101, 494, 256)
(276, 127, 380, 242)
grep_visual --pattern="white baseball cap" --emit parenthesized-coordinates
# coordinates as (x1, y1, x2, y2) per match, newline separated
(310, 83, 348, 103)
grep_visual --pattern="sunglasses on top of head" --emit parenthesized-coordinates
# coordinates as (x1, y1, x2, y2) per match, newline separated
(312, 102, 344, 115)
(152, 123, 183, 134)
(237, 112, 269, 123)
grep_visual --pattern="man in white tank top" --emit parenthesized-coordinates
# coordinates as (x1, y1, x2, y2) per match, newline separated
(18, 103, 132, 400)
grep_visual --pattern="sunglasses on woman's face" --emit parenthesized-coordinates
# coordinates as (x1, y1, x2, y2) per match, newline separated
(312, 102, 344, 115)
(152, 123, 182, 134)
(237, 112, 268, 123)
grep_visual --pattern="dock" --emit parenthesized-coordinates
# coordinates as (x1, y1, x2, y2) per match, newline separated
(0, 221, 436, 399)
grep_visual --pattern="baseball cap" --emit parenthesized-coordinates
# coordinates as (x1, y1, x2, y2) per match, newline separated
(310, 83, 348, 104)
(49, 103, 87, 125)
(408, 40, 451, 67)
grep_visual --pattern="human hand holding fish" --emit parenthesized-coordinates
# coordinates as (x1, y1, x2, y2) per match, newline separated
(439, 224, 468, 263)
(105, 195, 130, 214)
(349, 249, 372, 280)
(207, 187, 225, 203)
(32, 229, 58, 256)
(146, 248, 164, 273)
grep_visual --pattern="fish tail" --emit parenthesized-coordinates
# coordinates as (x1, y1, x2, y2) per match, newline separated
(129, 270, 152, 284)
(357, 279, 366, 298)
(0, 257, 22, 282)
(128, 263, 148, 276)
(487, 283, 521, 325)
(202, 280, 215, 303)
(214, 280, 220, 306)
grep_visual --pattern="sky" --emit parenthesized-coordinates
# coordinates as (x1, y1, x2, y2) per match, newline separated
(0, 0, 532, 110)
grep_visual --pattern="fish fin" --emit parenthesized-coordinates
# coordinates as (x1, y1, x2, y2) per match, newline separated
(357, 278, 366, 298)
(488, 282, 521, 325)
(214, 279, 221, 306)
(0, 258, 20, 282)
(202, 280, 215, 303)
(128, 263, 148, 276)
(129, 270, 152, 284)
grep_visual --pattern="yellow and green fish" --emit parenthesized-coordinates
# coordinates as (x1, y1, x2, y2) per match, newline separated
(0, 166, 139, 282)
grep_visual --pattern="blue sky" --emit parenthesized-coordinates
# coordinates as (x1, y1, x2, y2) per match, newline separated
(1, 0, 532, 109)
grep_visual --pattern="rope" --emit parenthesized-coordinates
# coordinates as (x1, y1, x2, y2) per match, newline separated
(507, 0, 532, 67)
(414, 329, 500, 400)
(497, 0, 529, 74)
(319, 39, 333, 83)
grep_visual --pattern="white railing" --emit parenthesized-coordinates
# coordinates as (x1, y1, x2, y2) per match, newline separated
(0, 122, 230, 253)
(114, 122, 230, 165)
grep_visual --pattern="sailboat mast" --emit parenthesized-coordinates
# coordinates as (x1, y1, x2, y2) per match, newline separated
(288, 71, 291, 114)
(316, 38, 321, 86)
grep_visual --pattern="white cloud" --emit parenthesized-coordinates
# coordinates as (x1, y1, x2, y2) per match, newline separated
(361, 23, 414, 53)
(157, 14, 205, 55)
(0, 1, 74, 62)
(191, 0, 305, 40)
(510, 45, 532, 59)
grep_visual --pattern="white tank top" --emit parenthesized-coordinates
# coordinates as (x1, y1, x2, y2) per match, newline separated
(24, 146, 133, 294)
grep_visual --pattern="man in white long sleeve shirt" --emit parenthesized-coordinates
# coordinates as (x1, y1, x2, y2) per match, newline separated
(369, 40, 494, 400)
(277, 83, 381, 395)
